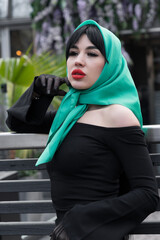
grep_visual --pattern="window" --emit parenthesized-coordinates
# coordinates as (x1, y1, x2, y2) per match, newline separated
(12, 0, 32, 18)
(10, 28, 33, 57)
(0, 0, 32, 58)
(0, 0, 8, 18)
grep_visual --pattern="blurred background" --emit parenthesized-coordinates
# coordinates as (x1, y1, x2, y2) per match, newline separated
(0, 0, 160, 131)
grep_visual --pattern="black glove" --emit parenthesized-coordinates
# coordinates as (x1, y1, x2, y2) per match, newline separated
(34, 74, 70, 97)
(50, 223, 69, 240)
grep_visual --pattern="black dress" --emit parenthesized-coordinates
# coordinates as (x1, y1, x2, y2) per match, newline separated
(6, 83, 159, 240)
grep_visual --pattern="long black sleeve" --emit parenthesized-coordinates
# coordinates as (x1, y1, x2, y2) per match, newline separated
(62, 128, 159, 240)
(6, 80, 56, 134)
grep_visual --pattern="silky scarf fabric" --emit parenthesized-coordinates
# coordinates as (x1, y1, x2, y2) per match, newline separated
(36, 19, 143, 166)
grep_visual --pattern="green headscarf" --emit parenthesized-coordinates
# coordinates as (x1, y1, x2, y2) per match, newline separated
(36, 19, 143, 166)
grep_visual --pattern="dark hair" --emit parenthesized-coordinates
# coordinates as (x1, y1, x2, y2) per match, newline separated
(66, 25, 108, 62)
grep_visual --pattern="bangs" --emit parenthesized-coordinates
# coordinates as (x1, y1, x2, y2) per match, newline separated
(66, 25, 107, 62)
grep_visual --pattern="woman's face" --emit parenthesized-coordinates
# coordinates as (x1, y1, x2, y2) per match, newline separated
(67, 34, 105, 90)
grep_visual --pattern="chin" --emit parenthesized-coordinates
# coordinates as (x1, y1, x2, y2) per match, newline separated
(72, 85, 88, 90)
(70, 82, 87, 90)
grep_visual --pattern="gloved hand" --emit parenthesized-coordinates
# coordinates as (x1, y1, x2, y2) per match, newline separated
(34, 74, 70, 97)
(50, 223, 69, 240)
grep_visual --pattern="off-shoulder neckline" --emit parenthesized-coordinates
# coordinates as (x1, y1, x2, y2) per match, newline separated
(75, 122, 141, 131)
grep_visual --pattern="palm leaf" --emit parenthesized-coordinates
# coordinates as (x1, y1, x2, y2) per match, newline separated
(0, 51, 67, 105)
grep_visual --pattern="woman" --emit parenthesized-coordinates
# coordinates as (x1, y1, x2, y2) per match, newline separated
(6, 20, 159, 240)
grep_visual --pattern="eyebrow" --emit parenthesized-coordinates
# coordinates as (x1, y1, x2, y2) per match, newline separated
(70, 45, 98, 50)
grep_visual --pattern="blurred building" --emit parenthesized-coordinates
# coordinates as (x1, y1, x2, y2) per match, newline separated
(0, 0, 32, 58)
(120, 18, 160, 125)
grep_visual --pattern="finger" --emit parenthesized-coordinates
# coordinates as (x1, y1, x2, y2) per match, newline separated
(34, 76, 41, 88)
(54, 76, 61, 91)
(46, 77, 53, 94)
(40, 75, 46, 87)
(61, 77, 70, 86)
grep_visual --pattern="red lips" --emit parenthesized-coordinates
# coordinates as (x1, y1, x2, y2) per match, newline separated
(71, 69, 86, 79)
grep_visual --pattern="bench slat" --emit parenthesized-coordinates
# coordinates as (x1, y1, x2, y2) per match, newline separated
(0, 201, 159, 214)
(0, 158, 45, 171)
(132, 222, 160, 234)
(0, 222, 54, 235)
(0, 200, 54, 213)
(1, 177, 159, 193)
(155, 176, 160, 187)
(0, 177, 159, 193)
(0, 179, 50, 192)
(150, 154, 160, 166)
(0, 221, 160, 235)
(0, 155, 159, 171)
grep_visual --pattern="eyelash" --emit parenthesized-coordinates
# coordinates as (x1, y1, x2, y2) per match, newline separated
(68, 51, 98, 57)
(88, 52, 98, 57)
(68, 51, 78, 56)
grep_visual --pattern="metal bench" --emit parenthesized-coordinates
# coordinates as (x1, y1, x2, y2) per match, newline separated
(0, 125, 160, 237)
(0, 133, 54, 238)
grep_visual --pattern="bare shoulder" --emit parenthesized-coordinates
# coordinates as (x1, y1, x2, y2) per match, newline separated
(102, 104, 140, 127)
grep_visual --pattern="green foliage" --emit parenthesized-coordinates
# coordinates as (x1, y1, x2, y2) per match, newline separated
(0, 51, 67, 106)
(18, 170, 37, 178)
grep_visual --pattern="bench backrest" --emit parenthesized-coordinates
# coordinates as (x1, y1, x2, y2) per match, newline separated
(0, 133, 55, 238)
(0, 125, 160, 237)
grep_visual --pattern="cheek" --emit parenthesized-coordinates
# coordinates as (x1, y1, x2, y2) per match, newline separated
(98, 61, 105, 74)
(95, 64, 104, 77)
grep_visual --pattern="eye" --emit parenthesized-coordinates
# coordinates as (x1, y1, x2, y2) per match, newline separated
(87, 52, 98, 57)
(68, 51, 78, 56)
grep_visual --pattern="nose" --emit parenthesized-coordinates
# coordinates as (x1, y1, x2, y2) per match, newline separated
(75, 53, 85, 67)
